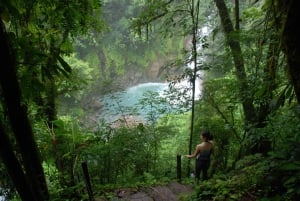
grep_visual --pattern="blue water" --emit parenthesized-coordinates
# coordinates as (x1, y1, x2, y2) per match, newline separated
(100, 82, 169, 122)
(99, 80, 202, 124)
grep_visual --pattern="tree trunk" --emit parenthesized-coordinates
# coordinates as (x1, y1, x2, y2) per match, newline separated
(187, 0, 200, 177)
(214, 0, 276, 155)
(257, 33, 280, 126)
(0, 122, 38, 201)
(214, 0, 256, 125)
(0, 19, 49, 200)
(280, 0, 300, 103)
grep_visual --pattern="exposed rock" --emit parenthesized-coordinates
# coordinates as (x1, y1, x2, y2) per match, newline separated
(148, 59, 165, 80)
(109, 115, 145, 128)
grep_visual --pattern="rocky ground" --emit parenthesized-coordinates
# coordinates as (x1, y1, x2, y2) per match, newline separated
(95, 181, 194, 201)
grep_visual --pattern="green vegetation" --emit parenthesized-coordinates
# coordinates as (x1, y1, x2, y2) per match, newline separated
(1, 0, 300, 201)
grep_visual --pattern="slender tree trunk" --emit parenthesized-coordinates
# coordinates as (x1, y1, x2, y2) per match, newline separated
(44, 81, 57, 122)
(0, 19, 49, 200)
(187, 0, 200, 177)
(234, 0, 239, 30)
(214, 0, 256, 125)
(214, 0, 276, 156)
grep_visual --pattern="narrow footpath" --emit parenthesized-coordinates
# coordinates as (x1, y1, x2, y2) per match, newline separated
(95, 181, 194, 201)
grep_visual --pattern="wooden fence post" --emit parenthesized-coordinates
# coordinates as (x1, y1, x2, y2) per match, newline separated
(81, 161, 95, 201)
(177, 154, 182, 182)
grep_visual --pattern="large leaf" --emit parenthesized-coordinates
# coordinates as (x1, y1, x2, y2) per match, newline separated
(57, 55, 72, 77)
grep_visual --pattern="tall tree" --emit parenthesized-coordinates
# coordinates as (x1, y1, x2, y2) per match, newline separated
(186, 0, 204, 176)
(131, 0, 212, 176)
(214, 0, 256, 126)
(0, 19, 49, 200)
(212, 0, 286, 154)
(277, 0, 300, 103)
(0, 0, 104, 199)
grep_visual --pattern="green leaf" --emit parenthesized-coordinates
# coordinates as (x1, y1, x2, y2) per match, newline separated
(58, 56, 72, 77)
(284, 177, 297, 186)
(280, 162, 300, 171)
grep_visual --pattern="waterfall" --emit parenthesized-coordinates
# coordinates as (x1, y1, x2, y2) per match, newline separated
(99, 26, 211, 124)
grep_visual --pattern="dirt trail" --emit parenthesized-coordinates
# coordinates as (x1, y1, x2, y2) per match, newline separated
(96, 181, 194, 201)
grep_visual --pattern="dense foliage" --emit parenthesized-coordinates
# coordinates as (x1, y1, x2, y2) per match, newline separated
(1, 0, 300, 201)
